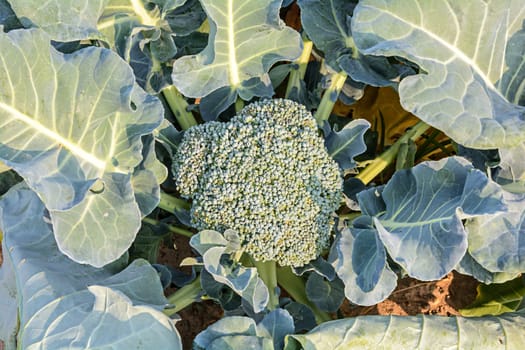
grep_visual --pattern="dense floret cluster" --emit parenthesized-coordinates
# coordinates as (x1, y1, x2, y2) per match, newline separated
(173, 99, 342, 267)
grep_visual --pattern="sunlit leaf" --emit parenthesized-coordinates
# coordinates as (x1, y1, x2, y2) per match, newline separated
(0, 28, 163, 266)
(461, 277, 525, 317)
(466, 191, 525, 274)
(7, 0, 106, 41)
(171, 0, 302, 103)
(333, 227, 397, 306)
(352, 0, 525, 148)
(285, 313, 525, 349)
(373, 157, 505, 280)
(0, 185, 182, 349)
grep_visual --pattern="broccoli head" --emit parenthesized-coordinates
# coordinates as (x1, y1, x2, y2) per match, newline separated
(173, 99, 343, 267)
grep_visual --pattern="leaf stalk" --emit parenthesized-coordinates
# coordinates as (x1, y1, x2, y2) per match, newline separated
(285, 40, 313, 98)
(158, 191, 191, 213)
(356, 120, 431, 185)
(164, 277, 203, 316)
(277, 266, 332, 324)
(314, 70, 348, 124)
(162, 86, 198, 130)
(254, 260, 279, 310)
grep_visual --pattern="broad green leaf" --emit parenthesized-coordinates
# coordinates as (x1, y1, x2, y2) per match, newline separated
(0, 28, 163, 266)
(193, 316, 258, 350)
(0, 0, 22, 32)
(374, 156, 505, 281)
(352, 0, 525, 149)
(496, 143, 525, 192)
(461, 277, 525, 317)
(8, 0, 206, 92)
(324, 119, 370, 170)
(256, 309, 295, 350)
(297, 0, 411, 86)
(457, 251, 520, 285)
(8, 0, 106, 41)
(0, 185, 182, 349)
(333, 227, 397, 306)
(0, 28, 162, 210)
(297, 0, 356, 72)
(50, 173, 141, 266)
(194, 310, 294, 350)
(171, 0, 302, 100)
(466, 191, 525, 274)
(284, 313, 525, 349)
(305, 273, 344, 312)
(0, 239, 17, 350)
(132, 134, 167, 216)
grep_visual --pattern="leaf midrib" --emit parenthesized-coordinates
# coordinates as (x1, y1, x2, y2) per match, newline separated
(370, 3, 498, 92)
(0, 102, 107, 170)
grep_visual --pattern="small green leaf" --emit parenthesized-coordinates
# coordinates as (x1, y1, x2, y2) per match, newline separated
(324, 119, 370, 170)
(461, 277, 525, 317)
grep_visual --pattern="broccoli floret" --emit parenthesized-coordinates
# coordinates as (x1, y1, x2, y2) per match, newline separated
(173, 99, 342, 267)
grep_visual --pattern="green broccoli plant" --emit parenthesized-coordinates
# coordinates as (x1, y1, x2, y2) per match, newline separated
(173, 98, 343, 267)
(167, 99, 343, 316)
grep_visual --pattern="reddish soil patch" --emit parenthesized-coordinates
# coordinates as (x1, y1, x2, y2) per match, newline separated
(341, 271, 479, 318)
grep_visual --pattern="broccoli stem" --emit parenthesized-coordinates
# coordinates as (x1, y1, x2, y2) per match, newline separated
(285, 40, 313, 99)
(164, 277, 203, 316)
(162, 85, 198, 130)
(253, 260, 279, 310)
(276, 266, 332, 324)
(158, 191, 191, 213)
(314, 70, 348, 125)
(356, 120, 431, 185)
(142, 217, 193, 238)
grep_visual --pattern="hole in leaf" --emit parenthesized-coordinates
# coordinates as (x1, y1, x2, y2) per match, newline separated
(89, 179, 105, 194)
(130, 101, 137, 111)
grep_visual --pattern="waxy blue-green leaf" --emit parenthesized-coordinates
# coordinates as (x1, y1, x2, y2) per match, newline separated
(50, 173, 141, 266)
(0, 28, 163, 266)
(194, 309, 294, 350)
(374, 157, 505, 281)
(466, 191, 525, 275)
(457, 251, 520, 285)
(98, 0, 206, 92)
(298, 0, 411, 88)
(297, 0, 356, 72)
(190, 229, 269, 313)
(284, 313, 525, 349)
(305, 273, 344, 312)
(0, 0, 22, 32)
(0, 239, 17, 350)
(333, 227, 397, 306)
(171, 0, 302, 100)
(0, 185, 182, 349)
(324, 119, 370, 170)
(257, 309, 295, 350)
(7, 0, 106, 41)
(352, 0, 525, 148)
